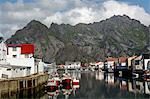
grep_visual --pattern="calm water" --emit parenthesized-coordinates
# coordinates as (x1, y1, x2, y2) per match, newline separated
(3, 71, 150, 99)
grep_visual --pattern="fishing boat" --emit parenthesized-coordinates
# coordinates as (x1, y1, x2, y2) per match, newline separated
(72, 78, 79, 85)
(46, 79, 58, 92)
(62, 73, 72, 86)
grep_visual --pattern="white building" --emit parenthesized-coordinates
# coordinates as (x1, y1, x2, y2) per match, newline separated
(0, 64, 30, 79)
(0, 41, 7, 64)
(104, 57, 118, 71)
(0, 39, 47, 79)
(90, 61, 104, 69)
(65, 62, 81, 69)
(132, 54, 150, 72)
(6, 44, 36, 74)
(35, 59, 46, 73)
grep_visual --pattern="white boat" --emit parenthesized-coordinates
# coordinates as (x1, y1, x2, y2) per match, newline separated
(62, 73, 72, 85)
(72, 78, 79, 85)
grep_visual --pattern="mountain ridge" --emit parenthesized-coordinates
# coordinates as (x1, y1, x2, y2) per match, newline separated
(6, 15, 150, 63)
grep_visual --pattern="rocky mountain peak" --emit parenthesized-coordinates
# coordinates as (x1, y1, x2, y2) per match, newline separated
(6, 15, 150, 63)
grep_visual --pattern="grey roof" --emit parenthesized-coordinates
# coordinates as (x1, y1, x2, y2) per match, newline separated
(0, 64, 30, 69)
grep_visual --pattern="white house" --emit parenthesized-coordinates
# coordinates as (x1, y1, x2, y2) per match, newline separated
(132, 54, 150, 75)
(6, 44, 36, 74)
(65, 62, 81, 69)
(90, 61, 104, 69)
(104, 57, 118, 72)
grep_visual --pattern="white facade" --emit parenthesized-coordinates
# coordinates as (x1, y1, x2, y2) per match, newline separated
(90, 62, 104, 69)
(0, 41, 7, 64)
(0, 41, 46, 79)
(65, 62, 81, 69)
(0, 64, 30, 79)
(6, 45, 36, 74)
(144, 59, 150, 70)
(107, 61, 115, 69)
(35, 59, 45, 73)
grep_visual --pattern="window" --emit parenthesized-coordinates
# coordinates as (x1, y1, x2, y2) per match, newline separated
(12, 47, 17, 51)
(135, 60, 140, 65)
(7, 69, 11, 71)
(25, 54, 29, 58)
(13, 55, 17, 58)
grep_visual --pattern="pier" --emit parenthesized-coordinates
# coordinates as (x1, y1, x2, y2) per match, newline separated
(0, 73, 48, 98)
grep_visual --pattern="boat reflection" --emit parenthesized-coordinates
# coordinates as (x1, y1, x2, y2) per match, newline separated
(46, 71, 80, 99)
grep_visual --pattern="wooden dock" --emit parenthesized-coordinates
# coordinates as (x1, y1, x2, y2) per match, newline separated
(0, 73, 48, 98)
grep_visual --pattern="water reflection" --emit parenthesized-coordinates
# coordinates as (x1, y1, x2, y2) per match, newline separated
(2, 71, 150, 99)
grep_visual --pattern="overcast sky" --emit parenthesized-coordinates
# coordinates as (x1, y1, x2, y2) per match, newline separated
(0, 0, 150, 39)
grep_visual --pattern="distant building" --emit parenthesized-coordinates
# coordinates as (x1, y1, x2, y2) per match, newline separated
(90, 61, 104, 69)
(116, 57, 128, 70)
(65, 62, 81, 69)
(132, 54, 150, 76)
(127, 56, 137, 70)
(104, 57, 118, 72)
(35, 59, 46, 73)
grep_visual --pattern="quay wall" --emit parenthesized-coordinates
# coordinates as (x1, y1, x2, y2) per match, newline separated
(0, 73, 48, 98)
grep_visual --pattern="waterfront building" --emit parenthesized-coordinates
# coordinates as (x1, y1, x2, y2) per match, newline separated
(104, 57, 118, 72)
(116, 57, 128, 70)
(65, 62, 81, 69)
(90, 61, 104, 69)
(132, 54, 150, 76)
(127, 56, 137, 70)
(0, 40, 46, 79)
(0, 64, 30, 79)
(6, 44, 36, 74)
(35, 59, 47, 73)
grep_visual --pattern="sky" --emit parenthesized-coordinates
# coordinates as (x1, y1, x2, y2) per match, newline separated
(0, 0, 150, 39)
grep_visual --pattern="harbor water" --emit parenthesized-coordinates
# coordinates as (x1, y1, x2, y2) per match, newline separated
(2, 71, 150, 99)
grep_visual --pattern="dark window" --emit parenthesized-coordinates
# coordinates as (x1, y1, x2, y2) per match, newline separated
(135, 60, 140, 65)
(143, 54, 150, 59)
(7, 69, 11, 71)
(13, 55, 17, 58)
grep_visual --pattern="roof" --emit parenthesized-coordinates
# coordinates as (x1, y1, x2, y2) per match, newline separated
(7, 44, 34, 54)
(0, 64, 30, 69)
(118, 57, 127, 62)
(7, 44, 22, 47)
(128, 56, 137, 60)
(106, 57, 118, 62)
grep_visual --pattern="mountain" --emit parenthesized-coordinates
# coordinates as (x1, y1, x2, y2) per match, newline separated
(6, 20, 64, 62)
(6, 15, 150, 63)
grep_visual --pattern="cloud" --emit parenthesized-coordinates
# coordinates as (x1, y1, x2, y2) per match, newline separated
(0, 0, 150, 39)
(44, 0, 150, 26)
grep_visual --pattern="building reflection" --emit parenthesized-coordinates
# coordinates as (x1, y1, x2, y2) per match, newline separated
(95, 71, 104, 81)
(103, 73, 150, 95)
(104, 73, 150, 95)
(104, 73, 115, 85)
(128, 79, 150, 95)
